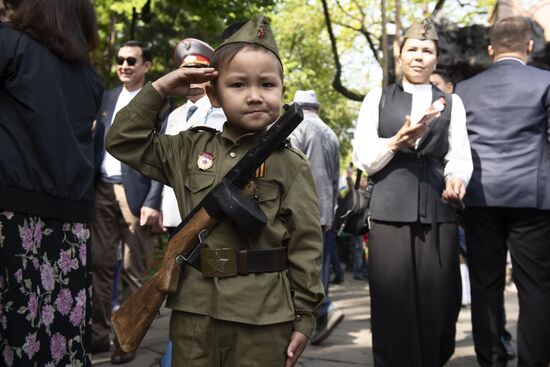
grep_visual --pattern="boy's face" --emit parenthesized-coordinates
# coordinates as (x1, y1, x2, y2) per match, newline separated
(208, 47, 285, 138)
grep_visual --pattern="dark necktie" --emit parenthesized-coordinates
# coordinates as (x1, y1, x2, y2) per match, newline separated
(186, 105, 198, 122)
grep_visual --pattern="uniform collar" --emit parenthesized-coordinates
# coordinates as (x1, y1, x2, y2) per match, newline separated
(219, 124, 267, 145)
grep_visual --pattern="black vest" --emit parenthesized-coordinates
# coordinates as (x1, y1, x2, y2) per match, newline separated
(369, 83, 457, 223)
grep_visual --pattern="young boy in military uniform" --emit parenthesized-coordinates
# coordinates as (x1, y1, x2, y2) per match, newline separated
(105, 15, 324, 367)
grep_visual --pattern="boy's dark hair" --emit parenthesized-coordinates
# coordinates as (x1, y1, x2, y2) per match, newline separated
(119, 40, 152, 63)
(432, 69, 453, 84)
(6, 0, 98, 63)
(490, 16, 532, 55)
(209, 42, 284, 88)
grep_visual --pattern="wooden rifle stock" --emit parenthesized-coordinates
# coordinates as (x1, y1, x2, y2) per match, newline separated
(112, 208, 217, 352)
(111, 103, 304, 353)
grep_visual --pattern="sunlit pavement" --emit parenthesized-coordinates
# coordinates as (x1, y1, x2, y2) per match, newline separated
(92, 274, 519, 367)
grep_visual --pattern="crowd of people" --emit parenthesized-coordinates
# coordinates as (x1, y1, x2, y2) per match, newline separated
(1, 1, 549, 367)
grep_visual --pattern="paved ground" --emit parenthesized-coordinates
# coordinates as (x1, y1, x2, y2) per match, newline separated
(92, 275, 520, 367)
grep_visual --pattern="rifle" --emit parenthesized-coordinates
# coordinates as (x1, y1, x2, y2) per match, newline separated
(111, 103, 304, 352)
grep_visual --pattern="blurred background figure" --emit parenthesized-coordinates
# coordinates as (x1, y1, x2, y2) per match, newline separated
(430, 68, 455, 94)
(0, 0, 9, 21)
(160, 37, 225, 235)
(0, 0, 102, 365)
(91, 40, 163, 364)
(456, 16, 550, 366)
(289, 89, 345, 346)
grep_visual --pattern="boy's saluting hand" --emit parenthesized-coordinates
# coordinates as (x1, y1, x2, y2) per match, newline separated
(152, 67, 218, 99)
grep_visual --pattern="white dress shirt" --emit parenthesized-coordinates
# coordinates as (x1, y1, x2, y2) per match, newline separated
(164, 96, 225, 135)
(352, 81, 473, 186)
(161, 95, 226, 227)
(100, 87, 140, 180)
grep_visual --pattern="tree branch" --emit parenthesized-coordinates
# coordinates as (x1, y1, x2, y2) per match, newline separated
(431, 0, 446, 18)
(321, 0, 365, 101)
(335, 0, 362, 24)
(351, 0, 367, 19)
(359, 25, 382, 66)
(333, 20, 362, 33)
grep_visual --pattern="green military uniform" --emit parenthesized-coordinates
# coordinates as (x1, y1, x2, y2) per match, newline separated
(105, 83, 324, 359)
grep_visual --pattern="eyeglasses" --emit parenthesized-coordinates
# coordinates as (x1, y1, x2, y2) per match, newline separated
(116, 56, 138, 66)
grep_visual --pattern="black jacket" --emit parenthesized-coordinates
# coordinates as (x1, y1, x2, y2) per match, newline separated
(0, 23, 102, 222)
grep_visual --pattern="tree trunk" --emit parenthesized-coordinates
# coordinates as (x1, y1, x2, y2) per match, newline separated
(393, 0, 402, 82)
(381, 0, 389, 86)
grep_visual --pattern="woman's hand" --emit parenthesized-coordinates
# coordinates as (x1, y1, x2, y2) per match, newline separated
(285, 331, 309, 367)
(442, 176, 466, 202)
(152, 67, 218, 99)
(387, 116, 427, 152)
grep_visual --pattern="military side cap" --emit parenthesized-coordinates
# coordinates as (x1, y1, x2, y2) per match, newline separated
(404, 19, 439, 41)
(216, 15, 281, 64)
(174, 38, 215, 67)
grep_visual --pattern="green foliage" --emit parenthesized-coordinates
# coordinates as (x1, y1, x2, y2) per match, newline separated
(273, 0, 360, 158)
(91, 0, 495, 159)
(92, 0, 277, 88)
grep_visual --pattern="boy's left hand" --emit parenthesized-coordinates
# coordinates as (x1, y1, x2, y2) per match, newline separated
(152, 67, 218, 99)
(285, 331, 309, 367)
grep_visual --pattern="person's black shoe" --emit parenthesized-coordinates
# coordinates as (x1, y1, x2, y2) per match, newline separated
(353, 274, 368, 281)
(310, 306, 345, 345)
(330, 276, 344, 285)
(111, 338, 136, 364)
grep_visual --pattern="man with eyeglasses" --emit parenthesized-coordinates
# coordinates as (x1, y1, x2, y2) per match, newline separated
(91, 40, 163, 364)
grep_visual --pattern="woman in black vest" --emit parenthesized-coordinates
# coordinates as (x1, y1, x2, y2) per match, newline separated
(352, 20, 473, 367)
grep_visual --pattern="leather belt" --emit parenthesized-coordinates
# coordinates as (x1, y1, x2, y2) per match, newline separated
(200, 247, 288, 278)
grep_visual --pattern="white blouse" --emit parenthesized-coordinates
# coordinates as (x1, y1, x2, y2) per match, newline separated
(352, 81, 473, 186)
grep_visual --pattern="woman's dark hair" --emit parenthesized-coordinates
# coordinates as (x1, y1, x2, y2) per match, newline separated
(209, 42, 284, 88)
(6, 0, 99, 63)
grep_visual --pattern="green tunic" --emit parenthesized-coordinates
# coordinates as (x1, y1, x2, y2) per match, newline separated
(105, 83, 324, 337)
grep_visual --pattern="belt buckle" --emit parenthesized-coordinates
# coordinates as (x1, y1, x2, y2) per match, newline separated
(200, 248, 237, 277)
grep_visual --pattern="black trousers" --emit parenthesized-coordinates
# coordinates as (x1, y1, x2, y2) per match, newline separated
(368, 220, 461, 367)
(463, 207, 550, 367)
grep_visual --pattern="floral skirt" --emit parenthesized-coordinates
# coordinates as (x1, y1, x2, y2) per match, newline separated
(0, 210, 92, 367)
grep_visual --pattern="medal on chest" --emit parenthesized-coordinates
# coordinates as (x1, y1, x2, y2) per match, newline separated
(197, 152, 215, 171)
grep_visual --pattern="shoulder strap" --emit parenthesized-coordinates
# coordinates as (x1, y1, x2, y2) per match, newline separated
(354, 169, 362, 190)
(188, 126, 218, 134)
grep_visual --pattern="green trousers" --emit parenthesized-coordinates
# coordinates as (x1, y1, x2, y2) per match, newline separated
(170, 311, 293, 367)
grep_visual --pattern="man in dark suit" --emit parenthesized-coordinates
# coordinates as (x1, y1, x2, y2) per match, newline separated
(91, 40, 163, 364)
(456, 16, 550, 367)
